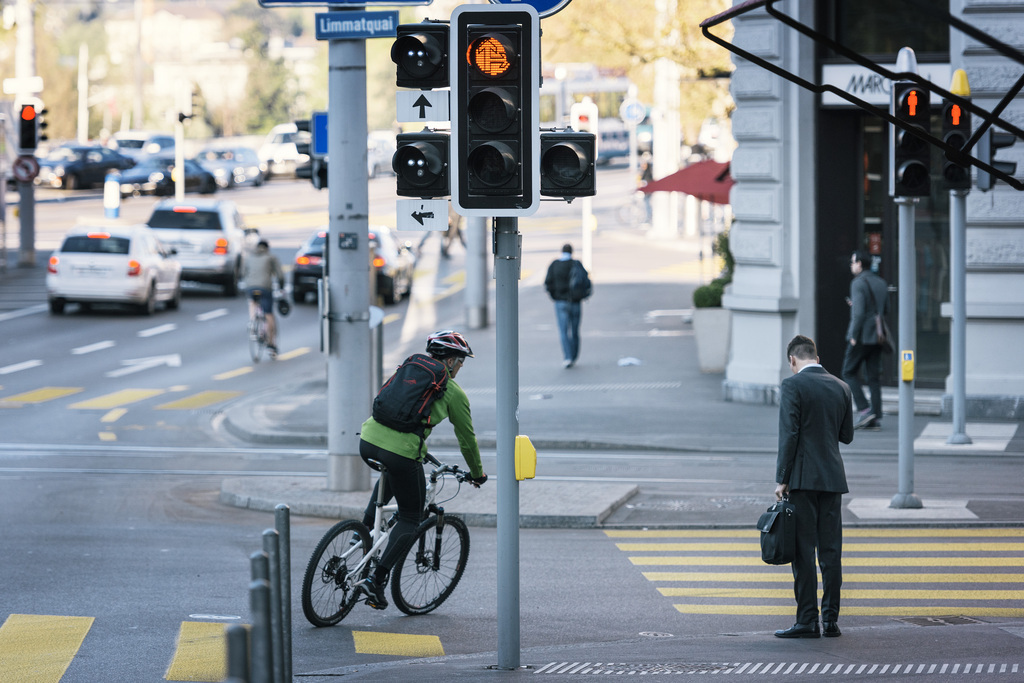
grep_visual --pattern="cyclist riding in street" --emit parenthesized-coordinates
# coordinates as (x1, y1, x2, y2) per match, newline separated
(354, 330, 488, 610)
(242, 239, 285, 358)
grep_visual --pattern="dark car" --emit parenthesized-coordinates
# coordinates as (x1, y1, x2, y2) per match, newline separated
(291, 225, 415, 305)
(196, 147, 267, 189)
(119, 157, 217, 197)
(35, 144, 135, 190)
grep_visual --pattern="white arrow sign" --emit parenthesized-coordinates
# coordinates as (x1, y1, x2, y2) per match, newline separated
(396, 90, 449, 123)
(106, 354, 182, 378)
(396, 199, 448, 231)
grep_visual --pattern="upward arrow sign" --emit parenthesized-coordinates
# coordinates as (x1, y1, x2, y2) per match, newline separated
(413, 94, 432, 119)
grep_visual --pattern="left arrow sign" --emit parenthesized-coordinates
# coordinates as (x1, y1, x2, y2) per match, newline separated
(106, 354, 182, 378)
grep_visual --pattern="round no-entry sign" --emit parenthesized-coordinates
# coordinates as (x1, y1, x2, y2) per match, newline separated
(12, 154, 40, 183)
(488, 0, 572, 18)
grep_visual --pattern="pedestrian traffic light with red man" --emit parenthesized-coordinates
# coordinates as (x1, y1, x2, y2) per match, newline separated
(889, 81, 931, 197)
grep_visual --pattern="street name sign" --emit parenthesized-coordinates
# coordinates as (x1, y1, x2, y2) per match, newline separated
(488, 0, 572, 18)
(397, 199, 448, 231)
(396, 90, 450, 124)
(261, 0, 429, 7)
(315, 11, 398, 40)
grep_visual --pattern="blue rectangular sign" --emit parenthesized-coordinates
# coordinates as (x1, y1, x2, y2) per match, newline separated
(312, 111, 328, 158)
(315, 11, 398, 40)
(261, 0, 427, 7)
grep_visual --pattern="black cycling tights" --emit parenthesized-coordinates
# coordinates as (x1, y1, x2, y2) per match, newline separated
(359, 440, 426, 581)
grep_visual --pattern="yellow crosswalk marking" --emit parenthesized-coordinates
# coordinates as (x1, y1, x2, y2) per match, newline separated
(155, 391, 242, 410)
(658, 587, 1024, 599)
(607, 528, 1024, 538)
(0, 387, 83, 404)
(276, 347, 311, 361)
(213, 367, 253, 380)
(352, 630, 444, 657)
(101, 408, 128, 422)
(164, 621, 228, 682)
(70, 389, 165, 409)
(616, 541, 1024, 552)
(671, 605, 1024, 617)
(630, 555, 1024, 567)
(0, 614, 94, 683)
(644, 572, 1024, 583)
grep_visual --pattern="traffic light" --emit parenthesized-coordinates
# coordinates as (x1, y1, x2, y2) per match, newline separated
(940, 97, 972, 190)
(19, 104, 38, 151)
(976, 128, 1018, 192)
(540, 131, 596, 198)
(393, 131, 449, 198)
(450, 4, 540, 217)
(293, 119, 315, 184)
(392, 22, 448, 89)
(889, 81, 931, 197)
(311, 158, 327, 190)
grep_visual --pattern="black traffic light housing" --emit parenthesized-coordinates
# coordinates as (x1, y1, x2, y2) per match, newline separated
(393, 131, 450, 198)
(889, 81, 931, 198)
(451, 5, 539, 216)
(393, 22, 449, 89)
(19, 104, 39, 151)
(976, 128, 1018, 192)
(540, 131, 596, 198)
(940, 97, 972, 191)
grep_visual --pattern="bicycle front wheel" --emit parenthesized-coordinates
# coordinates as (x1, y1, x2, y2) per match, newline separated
(391, 514, 470, 615)
(301, 520, 370, 627)
(248, 318, 265, 363)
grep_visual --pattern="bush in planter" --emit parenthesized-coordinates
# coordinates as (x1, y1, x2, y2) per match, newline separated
(692, 229, 733, 308)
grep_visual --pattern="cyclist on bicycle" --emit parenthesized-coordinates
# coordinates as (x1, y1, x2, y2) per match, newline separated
(242, 239, 285, 358)
(354, 330, 488, 609)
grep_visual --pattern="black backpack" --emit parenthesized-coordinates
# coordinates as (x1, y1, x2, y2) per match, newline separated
(372, 353, 449, 437)
(568, 260, 592, 301)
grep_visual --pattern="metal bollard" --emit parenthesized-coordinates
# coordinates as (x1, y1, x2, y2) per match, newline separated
(251, 550, 269, 584)
(275, 504, 292, 683)
(249, 579, 272, 683)
(225, 623, 250, 683)
(262, 529, 284, 683)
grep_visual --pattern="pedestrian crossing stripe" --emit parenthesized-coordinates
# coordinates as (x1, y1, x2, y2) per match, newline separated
(164, 621, 229, 682)
(0, 387, 83, 405)
(70, 388, 166, 409)
(352, 630, 444, 657)
(0, 614, 94, 683)
(607, 528, 1024, 618)
(155, 391, 243, 410)
(536, 661, 1024, 676)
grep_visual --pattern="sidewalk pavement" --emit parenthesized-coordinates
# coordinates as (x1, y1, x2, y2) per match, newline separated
(217, 277, 1024, 529)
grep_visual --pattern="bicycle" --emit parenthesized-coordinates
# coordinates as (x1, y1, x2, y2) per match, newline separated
(247, 290, 269, 363)
(301, 453, 472, 626)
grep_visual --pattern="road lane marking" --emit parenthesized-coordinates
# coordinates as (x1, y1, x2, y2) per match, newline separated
(352, 631, 444, 657)
(106, 354, 182, 378)
(630, 555, 1024, 567)
(71, 340, 116, 355)
(659, 587, 1024, 599)
(101, 408, 128, 423)
(671, 605, 1024, 617)
(164, 621, 228, 682)
(276, 346, 311, 361)
(0, 360, 43, 375)
(99, 432, 117, 441)
(137, 323, 177, 337)
(70, 389, 166, 409)
(0, 614, 94, 683)
(607, 528, 1024, 538)
(0, 387, 83, 404)
(195, 308, 229, 322)
(0, 304, 47, 322)
(156, 391, 242, 410)
(643, 572, 1024, 583)
(214, 367, 254, 380)
(615, 542, 1024, 552)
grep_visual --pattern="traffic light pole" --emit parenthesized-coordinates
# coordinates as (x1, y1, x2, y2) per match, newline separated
(947, 189, 972, 445)
(17, 181, 35, 267)
(325, 19, 372, 492)
(494, 215, 521, 669)
(891, 197, 922, 509)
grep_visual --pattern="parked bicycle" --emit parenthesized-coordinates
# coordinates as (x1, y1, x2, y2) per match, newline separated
(301, 453, 472, 626)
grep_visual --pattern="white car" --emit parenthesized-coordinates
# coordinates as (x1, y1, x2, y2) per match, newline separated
(47, 224, 182, 315)
(258, 123, 310, 178)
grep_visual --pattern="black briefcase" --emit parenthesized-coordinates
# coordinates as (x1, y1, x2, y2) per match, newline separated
(757, 499, 796, 565)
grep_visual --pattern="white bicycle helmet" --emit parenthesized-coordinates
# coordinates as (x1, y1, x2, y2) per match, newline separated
(426, 330, 474, 358)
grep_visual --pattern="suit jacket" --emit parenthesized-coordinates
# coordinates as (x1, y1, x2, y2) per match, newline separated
(776, 366, 854, 493)
(846, 270, 888, 344)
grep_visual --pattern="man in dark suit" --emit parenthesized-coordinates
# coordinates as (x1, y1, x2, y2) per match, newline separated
(774, 335, 854, 639)
(843, 250, 889, 430)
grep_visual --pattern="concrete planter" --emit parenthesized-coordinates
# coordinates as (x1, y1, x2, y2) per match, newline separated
(692, 307, 732, 373)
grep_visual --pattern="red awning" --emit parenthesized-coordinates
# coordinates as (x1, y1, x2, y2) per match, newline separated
(639, 160, 734, 205)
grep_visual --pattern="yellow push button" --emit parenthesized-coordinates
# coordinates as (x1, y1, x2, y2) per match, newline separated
(515, 435, 536, 480)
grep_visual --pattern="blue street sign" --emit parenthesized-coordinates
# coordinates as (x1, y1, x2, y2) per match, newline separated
(312, 111, 328, 158)
(488, 0, 572, 18)
(315, 11, 398, 40)
(261, 0, 427, 7)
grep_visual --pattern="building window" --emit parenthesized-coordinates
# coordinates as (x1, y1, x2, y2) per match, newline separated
(818, 0, 949, 63)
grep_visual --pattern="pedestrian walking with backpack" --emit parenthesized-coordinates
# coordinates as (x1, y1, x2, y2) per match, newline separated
(544, 243, 591, 368)
(353, 330, 488, 610)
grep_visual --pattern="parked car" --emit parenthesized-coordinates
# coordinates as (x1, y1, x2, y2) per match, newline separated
(144, 198, 258, 296)
(119, 156, 217, 197)
(291, 225, 414, 305)
(196, 147, 266, 188)
(35, 144, 135, 190)
(109, 131, 175, 161)
(46, 223, 182, 315)
(258, 123, 310, 178)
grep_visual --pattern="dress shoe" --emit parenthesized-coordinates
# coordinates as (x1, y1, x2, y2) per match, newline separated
(823, 621, 841, 637)
(774, 622, 820, 638)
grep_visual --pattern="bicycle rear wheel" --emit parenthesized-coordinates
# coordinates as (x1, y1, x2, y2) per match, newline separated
(301, 520, 371, 627)
(248, 317, 265, 363)
(391, 514, 470, 615)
